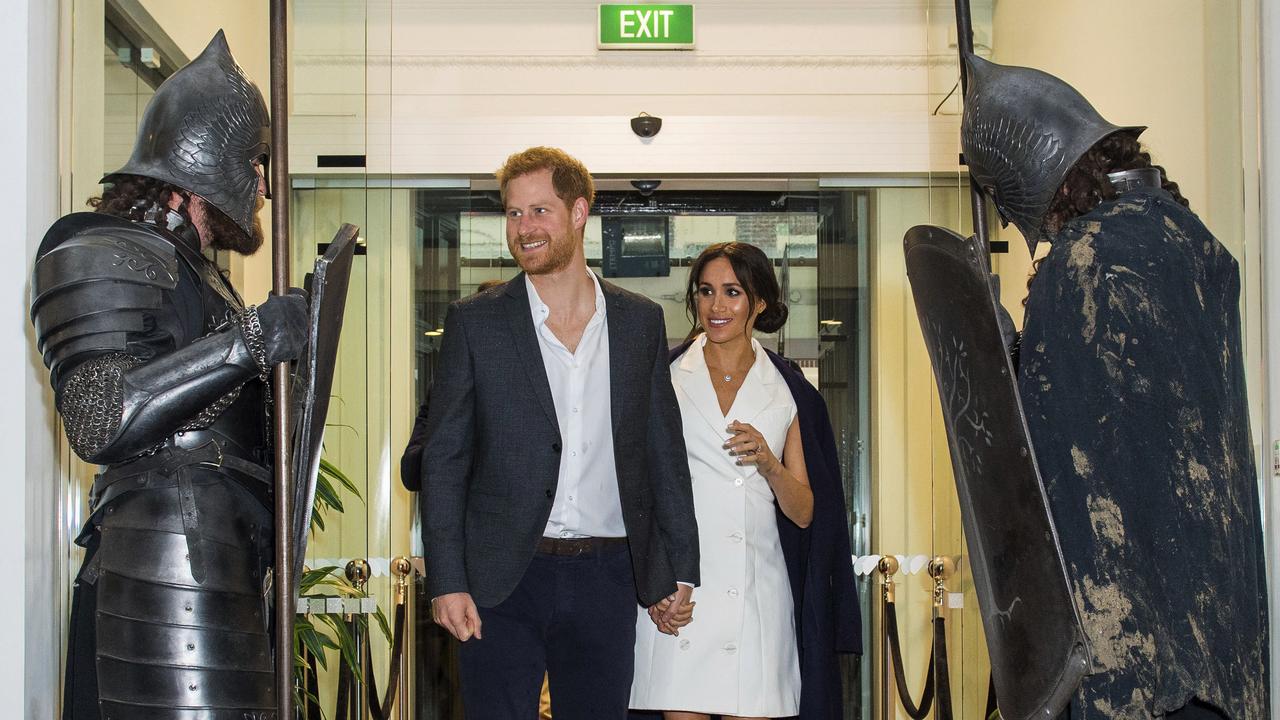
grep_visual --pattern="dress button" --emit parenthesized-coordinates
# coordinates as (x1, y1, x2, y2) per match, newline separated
(727, 587, 739, 598)
(679, 639, 691, 650)
(729, 532, 744, 543)
(733, 477, 744, 487)
(723, 642, 737, 654)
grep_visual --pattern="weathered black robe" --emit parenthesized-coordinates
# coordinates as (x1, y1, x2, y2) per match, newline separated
(1019, 187, 1268, 719)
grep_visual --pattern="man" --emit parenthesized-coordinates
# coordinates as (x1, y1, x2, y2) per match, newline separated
(422, 146, 699, 719)
(31, 32, 306, 719)
(961, 55, 1268, 719)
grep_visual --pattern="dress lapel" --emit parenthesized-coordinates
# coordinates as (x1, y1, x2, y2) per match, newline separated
(675, 337, 734, 437)
(676, 337, 784, 434)
(503, 274, 560, 432)
(723, 339, 783, 425)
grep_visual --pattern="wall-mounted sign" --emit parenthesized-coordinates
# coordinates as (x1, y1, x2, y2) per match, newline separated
(598, 4, 695, 50)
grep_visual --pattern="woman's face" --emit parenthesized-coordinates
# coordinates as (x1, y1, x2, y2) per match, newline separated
(696, 256, 763, 343)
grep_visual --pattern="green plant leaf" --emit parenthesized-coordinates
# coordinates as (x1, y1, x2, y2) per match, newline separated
(319, 457, 362, 499)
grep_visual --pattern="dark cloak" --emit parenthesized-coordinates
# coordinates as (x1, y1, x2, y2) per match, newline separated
(1018, 187, 1269, 719)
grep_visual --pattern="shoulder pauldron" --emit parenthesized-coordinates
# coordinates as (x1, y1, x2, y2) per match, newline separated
(31, 213, 180, 386)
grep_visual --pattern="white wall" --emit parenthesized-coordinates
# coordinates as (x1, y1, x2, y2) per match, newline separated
(1261, 0, 1280, 709)
(289, 0, 992, 177)
(6, 0, 63, 717)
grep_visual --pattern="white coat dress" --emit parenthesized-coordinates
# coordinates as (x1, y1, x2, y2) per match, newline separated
(630, 335, 800, 717)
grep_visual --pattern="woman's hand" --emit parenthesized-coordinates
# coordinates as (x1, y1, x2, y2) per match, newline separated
(648, 594, 695, 636)
(728, 417, 814, 528)
(725, 420, 781, 478)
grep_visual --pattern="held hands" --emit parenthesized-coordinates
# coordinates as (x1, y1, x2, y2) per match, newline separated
(725, 420, 780, 477)
(432, 591, 483, 642)
(648, 584, 695, 636)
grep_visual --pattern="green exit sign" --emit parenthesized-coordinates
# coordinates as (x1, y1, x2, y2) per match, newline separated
(598, 4, 695, 50)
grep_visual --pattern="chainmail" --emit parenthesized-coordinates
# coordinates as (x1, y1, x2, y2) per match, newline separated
(237, 305, 270, 379)
(59, 350, 247, 460)
(57, 353, 141, 460)
(177, 385, 242, 432)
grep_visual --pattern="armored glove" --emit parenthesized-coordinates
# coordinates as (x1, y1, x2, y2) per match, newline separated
(242, 288, 309, 370)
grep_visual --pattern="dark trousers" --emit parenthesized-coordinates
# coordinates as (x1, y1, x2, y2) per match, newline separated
(459, 543, 638, 720)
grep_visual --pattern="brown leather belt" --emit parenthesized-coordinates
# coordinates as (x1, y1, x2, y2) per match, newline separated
(536, 536, 628, 557)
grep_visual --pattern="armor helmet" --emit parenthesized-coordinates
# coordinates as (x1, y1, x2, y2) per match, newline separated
(959, 53, 1143, 255)
(103, 30, 270, 244)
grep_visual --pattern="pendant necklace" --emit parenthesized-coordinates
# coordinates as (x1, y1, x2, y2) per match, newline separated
(708, 352, 755, 384)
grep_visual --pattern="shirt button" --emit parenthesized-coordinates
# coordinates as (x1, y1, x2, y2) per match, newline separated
(679, 639, 690, 650)
(572, 407, 579, 413)
(568, 495, 575, 502)
(727, 587, 739, 598)
(552, 443, 561, 453)
(570, 451, 577, 457)
(729, 532, 744, 543)
(545, 488, 554, 498)
(733, 477, 744, 487)
(723, 643, 737, 654)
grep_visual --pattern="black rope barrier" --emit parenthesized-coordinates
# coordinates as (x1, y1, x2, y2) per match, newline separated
(884, 601, 936, 720)
(364, 596, 409, 720)
(880, 556, 955, 720)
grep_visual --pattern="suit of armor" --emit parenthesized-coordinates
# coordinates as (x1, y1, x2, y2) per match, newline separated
(33, 31, 302, 720)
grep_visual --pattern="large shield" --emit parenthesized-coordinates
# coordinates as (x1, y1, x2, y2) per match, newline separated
(903, 224, 1089, 720)
(290, 223, 360, 584)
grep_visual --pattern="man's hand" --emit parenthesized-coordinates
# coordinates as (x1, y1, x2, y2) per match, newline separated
(432, 591, 482, 642)
(648, 585, 695, 636)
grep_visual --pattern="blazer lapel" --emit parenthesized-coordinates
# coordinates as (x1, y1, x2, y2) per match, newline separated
(503, 274, 560, 432)
(602, 278, 630, 444)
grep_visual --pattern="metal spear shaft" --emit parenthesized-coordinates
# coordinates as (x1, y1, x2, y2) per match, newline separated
(954, 0, 992, 262)
(269, 1, 295, 717)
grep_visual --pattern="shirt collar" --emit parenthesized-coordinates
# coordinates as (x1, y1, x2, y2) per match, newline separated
(525, 269, 606, 327)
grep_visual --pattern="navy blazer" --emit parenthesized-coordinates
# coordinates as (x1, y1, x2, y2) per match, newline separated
(421, 277, 699, 608)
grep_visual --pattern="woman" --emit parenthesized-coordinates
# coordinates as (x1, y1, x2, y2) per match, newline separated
(630, 242, 860, 720)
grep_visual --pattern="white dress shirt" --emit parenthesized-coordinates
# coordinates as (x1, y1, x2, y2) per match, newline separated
(526, 272, 625, 539)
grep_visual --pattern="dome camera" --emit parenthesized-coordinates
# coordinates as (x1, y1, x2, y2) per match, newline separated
(630, 112, 662, 138)
(631, 180, 662, 197)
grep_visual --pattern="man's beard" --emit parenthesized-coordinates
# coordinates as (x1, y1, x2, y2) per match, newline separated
(207, 196, 266, 255)
(511, 230, 577, 276)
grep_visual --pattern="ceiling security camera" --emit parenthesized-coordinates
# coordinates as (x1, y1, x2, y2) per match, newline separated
(631, 112, 662, 138)
(631, 180, 661, 197)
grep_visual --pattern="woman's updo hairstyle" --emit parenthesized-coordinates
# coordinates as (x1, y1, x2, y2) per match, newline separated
(685, 242, 789, 335)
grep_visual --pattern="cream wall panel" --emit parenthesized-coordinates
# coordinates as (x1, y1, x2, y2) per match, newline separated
(290, 0, 993, 176)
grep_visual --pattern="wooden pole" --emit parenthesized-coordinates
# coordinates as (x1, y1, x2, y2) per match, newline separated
(269, 1, 294, 718)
